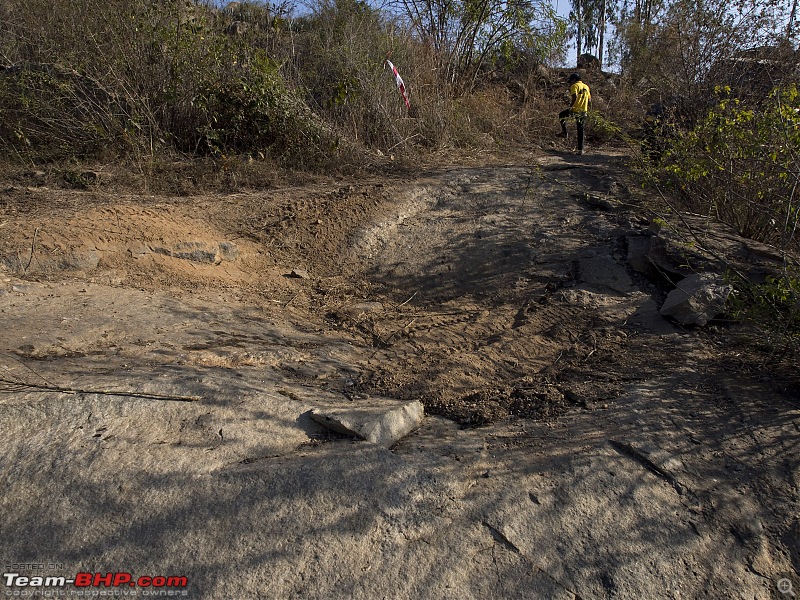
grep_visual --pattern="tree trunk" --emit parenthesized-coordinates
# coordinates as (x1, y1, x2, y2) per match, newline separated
(575, 0, 583, 63)
(598, 0, 606, 67)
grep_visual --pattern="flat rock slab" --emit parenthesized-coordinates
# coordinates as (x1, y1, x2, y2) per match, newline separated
(151, 240, 239, 264)
(578, 255, 634, 293)
(311, 400, 425, 446)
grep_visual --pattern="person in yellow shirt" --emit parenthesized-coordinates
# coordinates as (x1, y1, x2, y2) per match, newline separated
(557, 73, 591, 155)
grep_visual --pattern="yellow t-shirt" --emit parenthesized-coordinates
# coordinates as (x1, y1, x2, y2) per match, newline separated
(570, 81, 591, 113)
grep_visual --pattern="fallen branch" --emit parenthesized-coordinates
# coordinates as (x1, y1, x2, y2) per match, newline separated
(0, 376, 200, 402)
(285, 293, 300, 307)
(396, 290, 418, 308)
(22, 227, 39, 275)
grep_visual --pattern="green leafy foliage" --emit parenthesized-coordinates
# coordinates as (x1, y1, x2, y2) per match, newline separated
(192, 50, 330, 162)
(290, 0, 405, 149)
(659, 85, 800, 248)
(653, 85, 800, 360)
(0, 0, 580, 165)
(0, 65, 126, 160)
(587, 110, 625, 144)
(728, 272, 800, 357)
(0, 0, 333, 164)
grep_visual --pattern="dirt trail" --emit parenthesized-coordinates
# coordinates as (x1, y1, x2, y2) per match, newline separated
(0, 150, 798, 599)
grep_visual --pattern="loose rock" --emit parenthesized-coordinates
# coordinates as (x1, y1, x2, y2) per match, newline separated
(660, 273, 733, 326)
(311, 400, 424, 446)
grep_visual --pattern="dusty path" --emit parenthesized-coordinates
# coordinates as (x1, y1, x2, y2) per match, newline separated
(338, 155, 684, 422)
(0, 150, 798, 598)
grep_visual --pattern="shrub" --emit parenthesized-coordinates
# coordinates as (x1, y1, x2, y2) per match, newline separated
(192, 49, 332, 164)
(288, 0, 423, 153)
(653, 85, 800, 362)
(728, 271, 800, 360)
(659, 85, 800, 250)
(0, 64, 127, 160)
(0, 0, 584, 167)
(0, 0, 333, 165)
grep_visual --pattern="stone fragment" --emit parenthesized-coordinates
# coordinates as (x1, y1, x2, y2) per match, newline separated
(626, 235, 654, 275)
(582, 193, 619, 211)
(310, 400, 424, 446)
(338, 302, 383, 319)
(660, 273, 733, 326)
(1, 247, 100, 273)
(151, 241, 239, 265)
(217, 242, 239, 262)
(127, 242, 151, 258)
(61, 250, 101, 271)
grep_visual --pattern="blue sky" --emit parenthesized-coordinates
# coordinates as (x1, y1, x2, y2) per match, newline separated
(552, 0, 571, 19)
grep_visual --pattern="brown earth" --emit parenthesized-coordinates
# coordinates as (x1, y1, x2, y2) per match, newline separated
(0, 148, 798, 598)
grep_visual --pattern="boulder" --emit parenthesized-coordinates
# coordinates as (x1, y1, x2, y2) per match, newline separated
(625, 234, 688, 282)
(1, 247, 100, 273)
(660, 273, 733, 326)
(626, 235, 655, 275)
(577, 54, 601, 71)
(626, 216, 785, 287)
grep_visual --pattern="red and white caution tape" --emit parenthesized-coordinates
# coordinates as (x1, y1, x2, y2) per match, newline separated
(385, 59, 410, 110)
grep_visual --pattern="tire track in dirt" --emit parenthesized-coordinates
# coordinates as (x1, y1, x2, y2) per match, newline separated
(254, 182, 397, 278)
(3, 155, 798, 598)
(324, 156, 688, 423)
(0, 153, 688, 424)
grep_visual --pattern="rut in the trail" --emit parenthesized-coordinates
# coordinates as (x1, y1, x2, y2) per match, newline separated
(330, 155, 686, 424)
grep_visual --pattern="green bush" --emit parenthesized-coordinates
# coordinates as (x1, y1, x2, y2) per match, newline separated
(0, 0, 333, 164)
(653, 85, 800, 361)
(289, 0, 420, 152)
(729, 271, 800, 359)
(0, 0, 580, 167)
(587, 110, 625, 145)
(0, 65, 126, 160)
(192, 50, 332, 163)
(659, 85, 800, 249)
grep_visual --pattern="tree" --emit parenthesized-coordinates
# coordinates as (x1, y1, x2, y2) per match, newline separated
(612, 0, 794, 119)
(393, 0, 565, 92)
(598, 0, 606, 65)
(571, 0, 584, 58)
(569, 0, 613, 67)
(610, 0, 666, 68)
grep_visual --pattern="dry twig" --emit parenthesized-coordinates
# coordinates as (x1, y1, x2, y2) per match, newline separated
(22, 227, 39, 275)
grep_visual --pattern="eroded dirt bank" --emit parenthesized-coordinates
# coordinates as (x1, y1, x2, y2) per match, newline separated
(1, 150, 798, 598)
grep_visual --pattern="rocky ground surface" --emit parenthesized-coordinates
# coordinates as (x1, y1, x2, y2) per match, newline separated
(1, 149, 798, 599)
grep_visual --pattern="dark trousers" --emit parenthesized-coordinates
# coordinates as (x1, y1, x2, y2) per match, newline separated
(559, 109, 586, 151)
